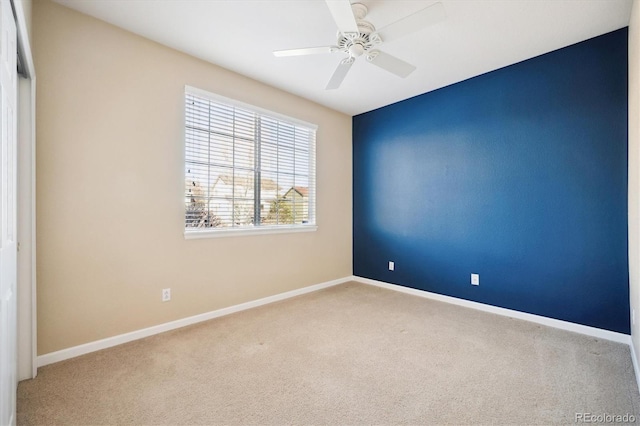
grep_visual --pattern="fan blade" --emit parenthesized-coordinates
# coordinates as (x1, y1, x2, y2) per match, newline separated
(367, 51, 416, 78)
(273, 46, 337, 57)
(325, 0, 359, 35)
(326, 58, 354, 90)
(375, 2, 445, 43)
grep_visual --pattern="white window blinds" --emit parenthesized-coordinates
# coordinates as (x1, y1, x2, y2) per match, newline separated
(185, 87, 316, 236)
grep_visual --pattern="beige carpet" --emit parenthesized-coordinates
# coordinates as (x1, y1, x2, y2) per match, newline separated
(17, 282, 640, 425)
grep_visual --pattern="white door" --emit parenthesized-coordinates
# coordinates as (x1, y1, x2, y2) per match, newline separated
(0, 0, 17, 423)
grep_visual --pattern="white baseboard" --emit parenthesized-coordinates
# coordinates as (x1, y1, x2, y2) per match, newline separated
(38, 275, 634, 368)
(630, 339, 640, 394)
(37, 276, 351, 367)
(352, 276, 632, 345)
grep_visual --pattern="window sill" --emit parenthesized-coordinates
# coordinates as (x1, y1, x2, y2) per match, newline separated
(184, 224, 318, 239)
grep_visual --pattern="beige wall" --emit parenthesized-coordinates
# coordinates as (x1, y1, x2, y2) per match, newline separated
(33, 0, 352, 355)
(630, 0, 640, 372)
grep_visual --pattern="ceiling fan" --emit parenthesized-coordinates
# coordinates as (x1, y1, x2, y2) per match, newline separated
(273, 0, 446, 90)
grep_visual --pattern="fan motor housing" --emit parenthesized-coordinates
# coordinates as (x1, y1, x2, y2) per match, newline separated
(336, 13, 381, 58)
(336, 2, 380, 58)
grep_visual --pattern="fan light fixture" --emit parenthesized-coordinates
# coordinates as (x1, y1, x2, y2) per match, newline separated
(348, 43, 365, 57)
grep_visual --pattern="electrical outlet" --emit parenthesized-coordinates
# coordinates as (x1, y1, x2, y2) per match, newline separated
(471, 273, 479, 286)
(388, 261, 395, 271)
(162, 288, 171, 302)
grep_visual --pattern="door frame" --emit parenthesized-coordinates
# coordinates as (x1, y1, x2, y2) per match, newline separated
(12, 0, 36, 380)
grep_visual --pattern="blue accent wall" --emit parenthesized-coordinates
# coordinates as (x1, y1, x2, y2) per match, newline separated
(353, 29, 629, 334)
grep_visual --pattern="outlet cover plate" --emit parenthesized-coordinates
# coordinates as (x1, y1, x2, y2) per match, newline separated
(471, 274, 479, 286)
(162, 288, 171, 302)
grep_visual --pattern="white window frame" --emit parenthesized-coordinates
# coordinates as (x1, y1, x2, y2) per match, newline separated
(184, 86, 317, 239)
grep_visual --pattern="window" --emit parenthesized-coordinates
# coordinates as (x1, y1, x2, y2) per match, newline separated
(184, 86, 317, 238)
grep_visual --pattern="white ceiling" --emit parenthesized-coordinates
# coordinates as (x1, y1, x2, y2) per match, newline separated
(54, 0, 632, 116)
